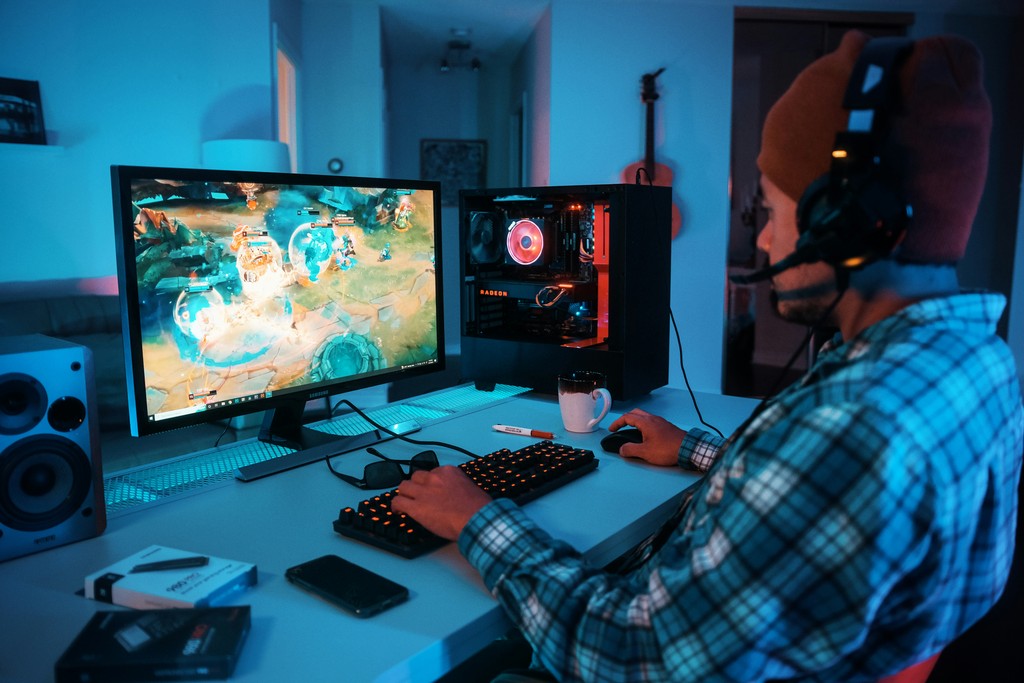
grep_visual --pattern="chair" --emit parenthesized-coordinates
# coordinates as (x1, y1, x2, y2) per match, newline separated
(878, 652, 940, 683)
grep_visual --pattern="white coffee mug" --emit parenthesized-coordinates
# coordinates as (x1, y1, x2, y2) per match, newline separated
(557, 371, 612, 433)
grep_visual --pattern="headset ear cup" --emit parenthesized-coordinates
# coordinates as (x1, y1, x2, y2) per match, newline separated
(797, 174, 832, 237)
(795, 174, 858, 265)
(853, 179, 910, 260)
(796, 171, 908, 269)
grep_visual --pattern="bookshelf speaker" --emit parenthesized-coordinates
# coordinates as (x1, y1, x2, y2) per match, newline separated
(0, 335, 106, 563)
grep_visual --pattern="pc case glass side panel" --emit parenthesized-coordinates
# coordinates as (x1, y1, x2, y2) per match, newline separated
(461, 189, 605, 347)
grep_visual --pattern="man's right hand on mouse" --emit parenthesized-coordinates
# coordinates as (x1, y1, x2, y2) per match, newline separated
(607, 409, 688, 466)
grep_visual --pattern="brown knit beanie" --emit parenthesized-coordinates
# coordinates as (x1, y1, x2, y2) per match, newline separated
(757, 30, 992, 264)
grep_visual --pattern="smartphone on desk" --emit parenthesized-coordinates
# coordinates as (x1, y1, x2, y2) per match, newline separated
(285, 554, 409, 618)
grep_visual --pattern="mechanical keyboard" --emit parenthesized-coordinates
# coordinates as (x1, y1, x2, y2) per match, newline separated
(333, 440, 598, 558)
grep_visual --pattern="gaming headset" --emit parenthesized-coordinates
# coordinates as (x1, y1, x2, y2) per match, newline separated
(731, 36, 916, 286)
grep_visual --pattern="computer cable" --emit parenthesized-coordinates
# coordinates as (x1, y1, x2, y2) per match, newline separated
(331, 397, 481, 459)
(212, 417, 263, 448)
(535, 284, 568, 307)
(669, 308, 724, 438)
(713, 287, 847, 456)
(213, 421, 233, 448)
(635, 167, 725, 439)
(761, 287, 845, 401)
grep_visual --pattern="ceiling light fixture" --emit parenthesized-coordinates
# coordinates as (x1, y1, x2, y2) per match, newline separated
(440, 28, 482, 73)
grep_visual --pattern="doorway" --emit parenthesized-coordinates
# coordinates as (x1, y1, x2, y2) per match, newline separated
(724, 8, 910, 398)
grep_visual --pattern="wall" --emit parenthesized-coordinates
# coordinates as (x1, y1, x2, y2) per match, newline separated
(384, 57, 485, 355)
(298, 0, 384, 177)
(0, 0, 273, 284)
(477, 62, 515, 191)
(385, 65, 482, 180)
(544, 1, 735, 393)
(271, 0, 304, 72)
(525, 8, 553, 187)
(271, 0, 305, 171)
(1012, 146, 1024, 385)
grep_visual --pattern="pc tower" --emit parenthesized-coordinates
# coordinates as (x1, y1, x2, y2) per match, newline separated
(460, 184, 671, 399)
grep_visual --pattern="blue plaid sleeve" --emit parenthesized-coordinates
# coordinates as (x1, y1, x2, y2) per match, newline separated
(679, 427, 724, 472)
(459, 402, 940, 682)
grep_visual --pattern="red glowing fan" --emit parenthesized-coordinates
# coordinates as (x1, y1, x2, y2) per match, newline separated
(506, 219, 545, 265)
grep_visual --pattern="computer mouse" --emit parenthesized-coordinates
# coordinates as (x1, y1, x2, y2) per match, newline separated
(600, 428, 644, 454)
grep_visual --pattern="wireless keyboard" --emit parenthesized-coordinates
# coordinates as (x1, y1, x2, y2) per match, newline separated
(332, 440, 598, 558)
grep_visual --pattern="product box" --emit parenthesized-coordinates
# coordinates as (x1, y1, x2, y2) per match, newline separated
(55, 605, 250, 682)
(84, 545, 257, 610)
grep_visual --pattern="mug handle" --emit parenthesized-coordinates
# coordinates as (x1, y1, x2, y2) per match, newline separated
(586, 388, 613, 429)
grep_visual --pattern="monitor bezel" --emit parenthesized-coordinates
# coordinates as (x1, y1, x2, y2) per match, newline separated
(111, 164, 445, 438)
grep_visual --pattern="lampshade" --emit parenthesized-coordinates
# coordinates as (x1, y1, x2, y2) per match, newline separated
(201, 139, 291, 172)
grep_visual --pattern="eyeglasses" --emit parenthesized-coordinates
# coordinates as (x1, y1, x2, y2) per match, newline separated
(327, 447, 438, 490)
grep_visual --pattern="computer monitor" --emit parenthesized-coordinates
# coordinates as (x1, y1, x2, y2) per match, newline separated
(111, 165, 444, 453)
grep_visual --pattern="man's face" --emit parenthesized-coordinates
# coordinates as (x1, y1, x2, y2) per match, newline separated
(756, 176, 838, 325)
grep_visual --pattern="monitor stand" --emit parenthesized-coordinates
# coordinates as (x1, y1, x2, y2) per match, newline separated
(233, 401, 420, 482)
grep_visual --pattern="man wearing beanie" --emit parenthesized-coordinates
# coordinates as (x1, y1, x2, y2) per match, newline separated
(392, 31, 1024, 682)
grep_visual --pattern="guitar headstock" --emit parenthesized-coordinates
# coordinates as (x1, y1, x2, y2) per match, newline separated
(640, 67, 665, 103)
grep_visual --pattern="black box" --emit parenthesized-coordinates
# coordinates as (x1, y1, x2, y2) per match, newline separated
(460, 184, 671, 399)
(55, 606, 250, 682)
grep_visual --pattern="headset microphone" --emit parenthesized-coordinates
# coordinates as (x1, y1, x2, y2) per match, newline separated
(728, 242, 819, 285)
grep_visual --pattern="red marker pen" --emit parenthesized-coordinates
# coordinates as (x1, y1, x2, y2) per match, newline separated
(492, 424, 555, 439)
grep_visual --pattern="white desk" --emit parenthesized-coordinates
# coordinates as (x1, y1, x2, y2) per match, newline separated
(0, 388, 757, 683)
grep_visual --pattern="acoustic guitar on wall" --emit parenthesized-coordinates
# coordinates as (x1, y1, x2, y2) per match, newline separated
(622, 67, 682, 238)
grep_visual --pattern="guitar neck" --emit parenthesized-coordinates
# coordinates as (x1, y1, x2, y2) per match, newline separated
(644, 101, 656, 181)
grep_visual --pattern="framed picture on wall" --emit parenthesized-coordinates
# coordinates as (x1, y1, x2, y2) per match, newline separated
(420, 138, 487, 206)
(0, 77, 47, 145)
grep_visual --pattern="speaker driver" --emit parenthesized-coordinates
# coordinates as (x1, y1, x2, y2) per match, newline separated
(469, 211, 504, 264)
(0, 434, 92, 532)
(48, 396, 86, 432)
(0, 373, 48, 436)
(506, 219, 544, 266)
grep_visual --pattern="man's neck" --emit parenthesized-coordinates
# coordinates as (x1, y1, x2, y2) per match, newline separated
(835, 261, 960, 340)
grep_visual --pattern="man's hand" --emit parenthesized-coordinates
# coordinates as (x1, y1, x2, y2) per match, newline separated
(391, 466, 492, 541)
(607, 409, 687, 467)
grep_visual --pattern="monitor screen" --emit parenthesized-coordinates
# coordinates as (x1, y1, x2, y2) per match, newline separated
(111, 165, 444, 444)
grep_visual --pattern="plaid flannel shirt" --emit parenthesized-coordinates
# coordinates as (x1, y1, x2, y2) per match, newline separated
(459, 292, 1023, 682)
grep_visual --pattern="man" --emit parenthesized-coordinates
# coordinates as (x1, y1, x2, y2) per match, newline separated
(392, 31, 1023, 681)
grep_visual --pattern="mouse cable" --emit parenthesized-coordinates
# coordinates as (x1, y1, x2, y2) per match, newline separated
(331, 398, 481, 459)
(636, 167, 725, 440)
(669, 308, 725, 438)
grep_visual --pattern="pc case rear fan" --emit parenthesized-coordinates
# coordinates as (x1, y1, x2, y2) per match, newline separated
(468, 211, 503, 264)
